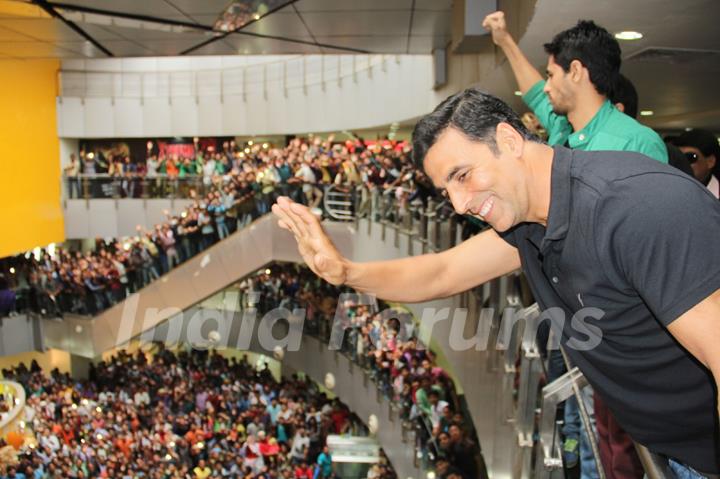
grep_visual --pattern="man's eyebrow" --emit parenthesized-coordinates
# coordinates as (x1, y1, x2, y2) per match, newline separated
(444, 166, 462, 185)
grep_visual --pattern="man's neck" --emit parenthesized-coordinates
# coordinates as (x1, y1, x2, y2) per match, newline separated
(567, 90, 607, 132)
(523, 142, 554, 226)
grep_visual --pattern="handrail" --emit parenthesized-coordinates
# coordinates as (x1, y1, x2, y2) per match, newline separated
(0, 381, 27, 439)
(59, 54, 395, 99)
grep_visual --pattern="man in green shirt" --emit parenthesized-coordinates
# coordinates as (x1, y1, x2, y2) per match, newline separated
(483, 11, 666, 479)
(483, 12, 667, 163)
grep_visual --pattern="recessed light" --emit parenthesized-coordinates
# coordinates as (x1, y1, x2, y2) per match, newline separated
(514, 90, 522, 96)
(639, 110, 654, 116)
(615, 31, 643, 41)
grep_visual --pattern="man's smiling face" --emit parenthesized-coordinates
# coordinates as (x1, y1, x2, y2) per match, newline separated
(422, 126, 530, 233)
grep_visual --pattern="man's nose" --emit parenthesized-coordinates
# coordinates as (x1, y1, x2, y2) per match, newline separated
(447, 186, 470, 214)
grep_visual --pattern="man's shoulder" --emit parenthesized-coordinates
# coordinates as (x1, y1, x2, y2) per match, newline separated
(569, 149, 708, 210)
(597, 110, 665, 149)
(570, 148, 674, 189)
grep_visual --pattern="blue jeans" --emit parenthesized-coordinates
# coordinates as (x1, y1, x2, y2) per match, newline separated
(563, 386, 600, 479)
(669, 459, 709, 479)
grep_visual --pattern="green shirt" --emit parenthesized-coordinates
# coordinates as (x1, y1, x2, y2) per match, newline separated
(523, 80, 668, 163)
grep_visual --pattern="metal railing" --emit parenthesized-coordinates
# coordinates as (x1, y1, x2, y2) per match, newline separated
(64, 174, 207, 199)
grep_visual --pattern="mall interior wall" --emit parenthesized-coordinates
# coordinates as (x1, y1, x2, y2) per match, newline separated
(0, 59, 64, 258)
(56, 55, 434, 138)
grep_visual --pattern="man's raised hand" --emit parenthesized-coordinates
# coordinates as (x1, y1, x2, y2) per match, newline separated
(482, 11, 511, 47)
(271, 197, 348, 285)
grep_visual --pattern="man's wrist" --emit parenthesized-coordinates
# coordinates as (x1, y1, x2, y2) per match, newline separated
(342, 259, 360, 288)
(495, 34, 515, 51)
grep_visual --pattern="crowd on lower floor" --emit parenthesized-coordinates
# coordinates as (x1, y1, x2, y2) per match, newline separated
(0, 347, 396, 479)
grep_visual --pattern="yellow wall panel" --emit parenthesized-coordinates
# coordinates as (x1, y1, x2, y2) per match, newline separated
(0, 59, 64, 258)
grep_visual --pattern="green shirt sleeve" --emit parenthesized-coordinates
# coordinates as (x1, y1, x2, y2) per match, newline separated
(522, 80, 572, 146)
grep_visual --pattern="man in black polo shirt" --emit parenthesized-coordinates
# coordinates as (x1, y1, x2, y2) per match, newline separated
(273, 89, 720, 475)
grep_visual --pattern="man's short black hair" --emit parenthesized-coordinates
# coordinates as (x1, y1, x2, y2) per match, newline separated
(412, 88, 539, 170)
(608, 74, 638, 118)
(543, 20, 621, 96)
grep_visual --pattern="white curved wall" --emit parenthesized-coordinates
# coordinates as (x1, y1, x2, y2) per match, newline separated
(57, 55, 434, 138)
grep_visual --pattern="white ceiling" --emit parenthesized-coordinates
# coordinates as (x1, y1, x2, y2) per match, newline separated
(0, 0, 452, 56)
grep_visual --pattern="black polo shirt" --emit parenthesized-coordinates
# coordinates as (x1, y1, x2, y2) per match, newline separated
(501, 146, 720, 472)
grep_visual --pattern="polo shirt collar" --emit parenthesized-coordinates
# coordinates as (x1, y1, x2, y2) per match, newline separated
(567, 100, 615, 149)
(540, 146, 573, 251)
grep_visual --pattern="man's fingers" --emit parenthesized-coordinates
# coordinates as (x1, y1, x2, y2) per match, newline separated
(274, 207, 303, 239)
(289, 201, 326, 238)
(272, 200, 308, 238)
(277, 219, 290, 231)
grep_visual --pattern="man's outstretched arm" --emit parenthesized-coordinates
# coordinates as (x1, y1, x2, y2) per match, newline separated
(272, 197, 520, 303)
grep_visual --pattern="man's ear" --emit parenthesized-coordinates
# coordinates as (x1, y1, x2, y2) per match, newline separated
(569, 59, 584, 83)
(708, 154, 717, 170)
(495, 122, 523, 157)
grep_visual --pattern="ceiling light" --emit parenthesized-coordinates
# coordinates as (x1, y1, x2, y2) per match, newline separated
(9, 267, 15, 274)
(213, 0, 278, 32)
(514, 90, 522, 96)
(639, 110, 654, 116)
(248, 140, 254, 146)
(614, 31, 643, 41)
(262, 143, 269, 149)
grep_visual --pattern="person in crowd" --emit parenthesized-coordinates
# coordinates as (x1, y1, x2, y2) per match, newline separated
(0, 275, 16, 317)
(482, 11, 666, 162)
(63, 153, 81, 199)
(672, 129, 720, 199)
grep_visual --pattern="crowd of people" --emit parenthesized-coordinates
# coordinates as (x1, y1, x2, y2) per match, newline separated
(0, 259, 481, 479)
(5, 134, 453, 318)
(0, 347, 396, 479)
(63, 137, 422, 202)
(235, 263, 485, 479)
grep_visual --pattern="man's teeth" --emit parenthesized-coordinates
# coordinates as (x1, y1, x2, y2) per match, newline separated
(479, 198, 493, 218)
